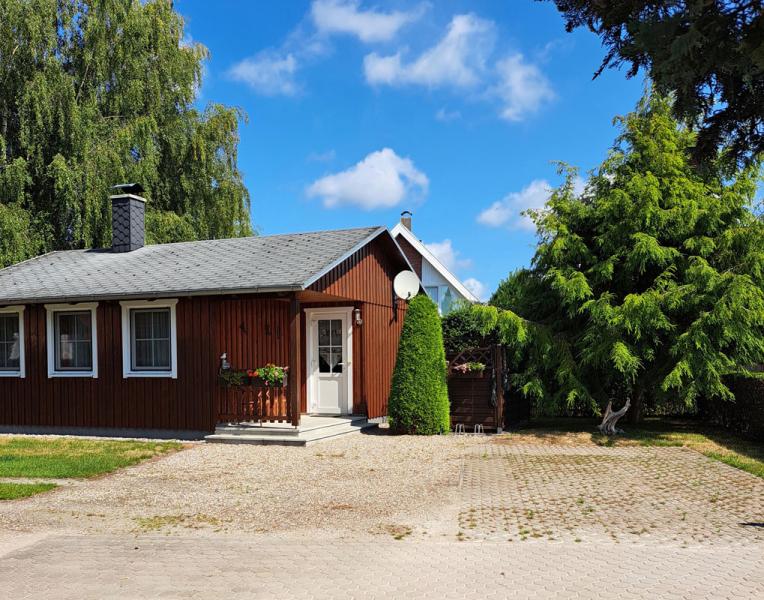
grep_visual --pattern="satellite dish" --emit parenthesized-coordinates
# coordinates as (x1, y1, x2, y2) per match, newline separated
(393, 270, 420, 300)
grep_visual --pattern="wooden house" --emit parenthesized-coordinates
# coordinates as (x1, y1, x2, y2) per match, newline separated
(0, 187, 415, 438)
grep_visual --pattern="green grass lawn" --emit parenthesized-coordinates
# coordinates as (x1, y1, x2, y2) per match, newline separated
(0, 437, 182, 480)
(514, 418, 764, 479)
(0, 482, 57, 501)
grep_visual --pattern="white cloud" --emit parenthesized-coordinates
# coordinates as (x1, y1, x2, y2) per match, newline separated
(477, 176, 585, 231)
(228, 52, 298, 96)
(463, 277, 489, 301)
(306, 148, 428, 210)
(435, 107, 461, 122)
(425, 239, 472, 272)
(493, 54, 555, 121)
(477, 179, 551, 231)
(311, 0, 424, 43)
(364, 14, 494, 88)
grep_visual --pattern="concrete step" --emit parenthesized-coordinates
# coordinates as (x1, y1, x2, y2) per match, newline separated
(205, 418, 376, 446)
(212, 416, 368, 437)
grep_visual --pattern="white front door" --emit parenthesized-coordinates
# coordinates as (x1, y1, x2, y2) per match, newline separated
(307, 309, 352, 415)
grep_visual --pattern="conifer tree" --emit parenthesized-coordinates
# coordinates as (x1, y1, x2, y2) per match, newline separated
(389, 295, 450, 435)
(486, 93, 764, 429)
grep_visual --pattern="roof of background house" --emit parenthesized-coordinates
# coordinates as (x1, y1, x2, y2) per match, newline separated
(0, 226, 387, 305)
(390, 223, 479, 303)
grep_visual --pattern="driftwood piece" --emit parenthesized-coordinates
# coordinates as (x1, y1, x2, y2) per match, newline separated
(598, 399, 631, 435)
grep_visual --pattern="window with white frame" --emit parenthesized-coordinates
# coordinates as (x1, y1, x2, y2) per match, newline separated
(0, 306, 25, 378)
(120, 300, 178, 378)
(46, 303, 98, 378)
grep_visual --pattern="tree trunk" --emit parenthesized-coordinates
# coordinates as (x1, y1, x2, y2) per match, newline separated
(627, 387, 644, 425)
(597, 399, 631, 435)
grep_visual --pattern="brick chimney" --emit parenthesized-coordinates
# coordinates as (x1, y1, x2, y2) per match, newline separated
(110, 183, 146, 253)
(400, 210, 412, 231)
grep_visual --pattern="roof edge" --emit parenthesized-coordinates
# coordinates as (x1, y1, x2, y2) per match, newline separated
(0, 285, 302, 306)
(390, 223, 479, 302)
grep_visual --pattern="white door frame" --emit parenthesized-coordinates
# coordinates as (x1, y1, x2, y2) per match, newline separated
(304, 307, 354, 415)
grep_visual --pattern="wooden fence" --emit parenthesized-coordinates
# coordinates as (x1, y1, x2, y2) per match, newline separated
(217, 383, 292, 424)
(447, 346, 504, 432)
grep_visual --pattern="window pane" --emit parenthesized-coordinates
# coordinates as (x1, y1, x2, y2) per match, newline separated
(318, 347, 331, 373)
(152, 340, 171, 369)
(318, 320, 330, 346)
(152, 310, 170, 339)
(425, 286, 439, 303)
(134, 340, 153, 369)
(441, 288, 454, 315)
(0, 315, 20, 370)
(75, 341, 92, 369)
(74, 313, 91, 341)
(133, 311, 153, 340)
(57, 341, 75, 369)
(330, 348, 343, 374)
(330, 319, 342, 345)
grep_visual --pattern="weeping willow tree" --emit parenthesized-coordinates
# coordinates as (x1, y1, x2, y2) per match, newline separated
(0, 0, 251, 267)
(483, 92, 764, 432)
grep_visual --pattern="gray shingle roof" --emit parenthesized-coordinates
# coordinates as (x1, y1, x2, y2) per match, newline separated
(0, 226, 384, 304)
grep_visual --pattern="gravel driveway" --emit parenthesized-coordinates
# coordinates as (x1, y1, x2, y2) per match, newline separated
(0, 429, 762, 599)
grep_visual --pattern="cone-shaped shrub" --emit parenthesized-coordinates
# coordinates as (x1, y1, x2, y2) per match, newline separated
(388, 294, 450, 434)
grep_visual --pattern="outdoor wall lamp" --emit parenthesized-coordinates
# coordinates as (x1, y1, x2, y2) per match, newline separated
(354, 308, 363, 326)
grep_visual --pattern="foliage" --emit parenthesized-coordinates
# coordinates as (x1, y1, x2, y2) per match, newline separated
(0, 437, 181, 478)
(218, 369, 247, 388)
(389, 294, 450, 435)
(248, 364, 289, 387)
(441, 306, 494, 355)
(0, 0, 251, 268)
(487, 92, 764, 423)
(546, 0, 764, 167)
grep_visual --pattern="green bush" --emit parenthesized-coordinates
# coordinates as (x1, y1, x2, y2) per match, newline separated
(441, 306, 495, 356)
(388, 294, 450, 434)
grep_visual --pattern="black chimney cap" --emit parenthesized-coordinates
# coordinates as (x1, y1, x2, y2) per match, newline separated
(112, 183, 144, 195)
(401, 210, 412, 217)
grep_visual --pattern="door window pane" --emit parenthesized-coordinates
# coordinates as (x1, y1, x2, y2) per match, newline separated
(55, 311, 93, 371)
(131, 308, 171, 371)
(330, 348, 343, 374)
(330, 319, 342, 345)
(318, 347, 331, 373)
(317, 319, 344, 375)
(0, 314, 20, 371)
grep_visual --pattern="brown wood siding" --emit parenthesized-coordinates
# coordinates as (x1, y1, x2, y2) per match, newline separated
(0, 296, 290, 433)
(394, 233, 423, 279)
(307, 234, 408, 419)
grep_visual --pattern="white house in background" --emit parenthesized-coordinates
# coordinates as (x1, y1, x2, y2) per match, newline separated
(391, 211, 479, 314)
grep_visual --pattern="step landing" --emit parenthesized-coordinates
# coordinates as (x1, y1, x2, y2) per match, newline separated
(205, 415, 375, 446)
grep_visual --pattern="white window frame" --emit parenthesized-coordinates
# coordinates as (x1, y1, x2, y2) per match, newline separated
(0, 306, 25, 379)
(45, 302, 99, 378)
(120, 299, 178, 379)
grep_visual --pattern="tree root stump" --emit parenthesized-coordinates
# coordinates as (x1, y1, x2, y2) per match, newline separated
(598, 399, 631, 435)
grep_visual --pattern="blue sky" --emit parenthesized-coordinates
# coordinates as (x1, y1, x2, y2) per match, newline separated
(176, 0, 646, 300)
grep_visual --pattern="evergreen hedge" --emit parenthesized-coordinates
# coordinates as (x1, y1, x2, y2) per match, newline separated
(388, 294, 450, 434)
